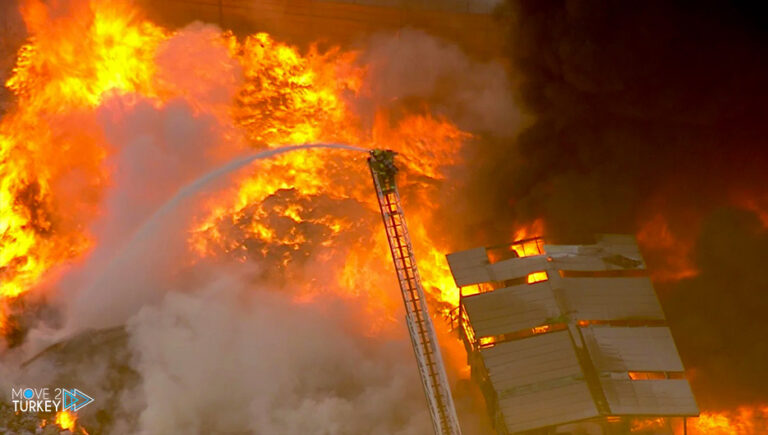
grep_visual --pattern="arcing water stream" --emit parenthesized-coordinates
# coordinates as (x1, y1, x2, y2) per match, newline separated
(68, 143, 368, 331)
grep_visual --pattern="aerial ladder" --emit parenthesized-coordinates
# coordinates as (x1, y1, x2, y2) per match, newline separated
(367, 149, 462, 435)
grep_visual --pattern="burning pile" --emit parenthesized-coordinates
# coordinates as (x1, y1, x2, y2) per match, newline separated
(0, 0, 477, 432)
(0, 0, 466, 337)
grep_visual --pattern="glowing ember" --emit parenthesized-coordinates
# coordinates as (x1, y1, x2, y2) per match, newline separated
(630, 417, 666, 432)
(627, 371, 667, 380)
(55, 410, 77, 431)
(478, 336, 496, 348)
(526, 271, 548, 284)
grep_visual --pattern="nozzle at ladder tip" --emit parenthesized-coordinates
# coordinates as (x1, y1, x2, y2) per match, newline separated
(368, 148, 399, 179)
(368, 148, 398, 161)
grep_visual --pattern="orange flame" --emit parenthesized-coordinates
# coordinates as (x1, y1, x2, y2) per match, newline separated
(0, 0, 167, 333)
(188, 37, 470, 319)
(512, 218, 545, 242)
(630, 417, 666, 431)
(629, 406, 768, 434)
(636, 214, 698, 282)
(55, 410, 77, 431)
(526, 271, 548, 284)
(510, 219, 545, 257)
(685, 406, 768, 435)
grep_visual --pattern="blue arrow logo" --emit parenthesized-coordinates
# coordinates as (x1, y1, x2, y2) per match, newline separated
(62, 388, 94, 412)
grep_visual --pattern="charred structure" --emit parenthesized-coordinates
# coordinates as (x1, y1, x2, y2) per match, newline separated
(448, 235, 698, 434)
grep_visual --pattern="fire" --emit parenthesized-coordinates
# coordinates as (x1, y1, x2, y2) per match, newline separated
(636, 214, 698, 282)
(509, 219, 545, 257)
(734, 194, 768, 229)
(478, 336, 496, 348)
(0, 0, 168, 333)
(0, 0, 467, 338)
(511, 218, 544, 243)
(627, 406, 768, 434)
(630, 417, 666, 432)
(526, 271, 548, 284)
(189, 37, 469, 316)
(231, 32, 362, 146)
(55, 410, 77, 431)
(685, 406, 768, 435)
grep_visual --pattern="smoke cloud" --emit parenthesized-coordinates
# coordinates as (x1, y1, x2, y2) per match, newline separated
(6, 260, 437, 434)
(126, 266, 431, 435)
(358, 28, 521, 137)
(661, 208, 768, 408)
(451, 0, 768, 408)
(56, 23, 244, 332)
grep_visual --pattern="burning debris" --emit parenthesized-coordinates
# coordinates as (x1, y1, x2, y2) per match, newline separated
(447, 234, 698, 434)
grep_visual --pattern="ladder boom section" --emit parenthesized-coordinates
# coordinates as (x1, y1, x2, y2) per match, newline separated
(367, 149, 462, 435)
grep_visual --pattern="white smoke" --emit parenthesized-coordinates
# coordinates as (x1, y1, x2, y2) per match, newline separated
(53, 24, 244, 332)
(124, 263, 431, 434)
(358, 29, 522, 137)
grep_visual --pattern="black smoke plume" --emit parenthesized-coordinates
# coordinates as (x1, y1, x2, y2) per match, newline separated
(455, 0, 768, 408)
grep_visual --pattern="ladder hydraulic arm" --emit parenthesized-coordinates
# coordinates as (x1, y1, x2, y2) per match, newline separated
(367, 149, 462, 435)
